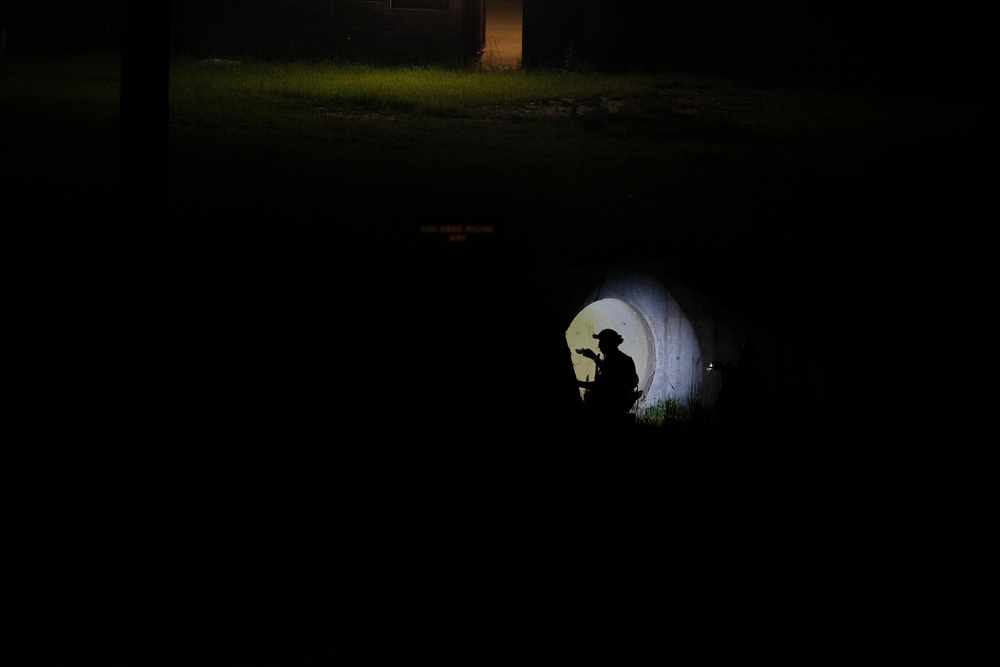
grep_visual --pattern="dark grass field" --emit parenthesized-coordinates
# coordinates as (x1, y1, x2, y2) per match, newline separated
(8, 55, 986, 443)
(5, 52, 988, 665)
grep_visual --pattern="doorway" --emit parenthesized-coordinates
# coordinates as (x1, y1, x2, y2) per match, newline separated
(483, 0, 522, 68)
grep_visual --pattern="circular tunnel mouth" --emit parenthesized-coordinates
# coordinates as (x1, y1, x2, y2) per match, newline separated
(565, 298, 655, 403)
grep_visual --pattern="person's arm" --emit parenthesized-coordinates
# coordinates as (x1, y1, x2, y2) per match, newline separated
(575, 348, 601, 384)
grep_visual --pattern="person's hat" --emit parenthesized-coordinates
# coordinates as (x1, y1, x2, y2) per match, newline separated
(593, 329, 623, 345)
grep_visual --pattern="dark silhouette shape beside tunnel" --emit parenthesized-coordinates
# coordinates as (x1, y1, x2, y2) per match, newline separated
(709, 342, 774, 438)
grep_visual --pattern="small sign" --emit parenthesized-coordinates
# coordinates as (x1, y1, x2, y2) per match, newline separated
(420, 224, 495, 243)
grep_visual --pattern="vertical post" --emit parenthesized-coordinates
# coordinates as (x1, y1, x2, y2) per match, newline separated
(120, 2, 169, 212)
(117, 2, 169, 457)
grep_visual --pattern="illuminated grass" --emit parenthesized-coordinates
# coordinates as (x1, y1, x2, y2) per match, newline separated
(160, 56, 775, 249)
(3, 52, 977, 282)
(167, 57, 673, 121)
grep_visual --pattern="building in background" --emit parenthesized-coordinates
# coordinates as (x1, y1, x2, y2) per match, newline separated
(170, 1, 485, 66)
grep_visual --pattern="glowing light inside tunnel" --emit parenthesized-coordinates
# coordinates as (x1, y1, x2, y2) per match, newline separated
(566, 298, 655, 401)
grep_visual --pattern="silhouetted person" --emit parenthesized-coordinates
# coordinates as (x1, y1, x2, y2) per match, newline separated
(710, 343, 773, 437)
(576, 329, 642, 425)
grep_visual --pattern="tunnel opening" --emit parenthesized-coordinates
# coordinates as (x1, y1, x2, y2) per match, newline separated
(564, 268, 704, 414)
(566, 298, 655, 404)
